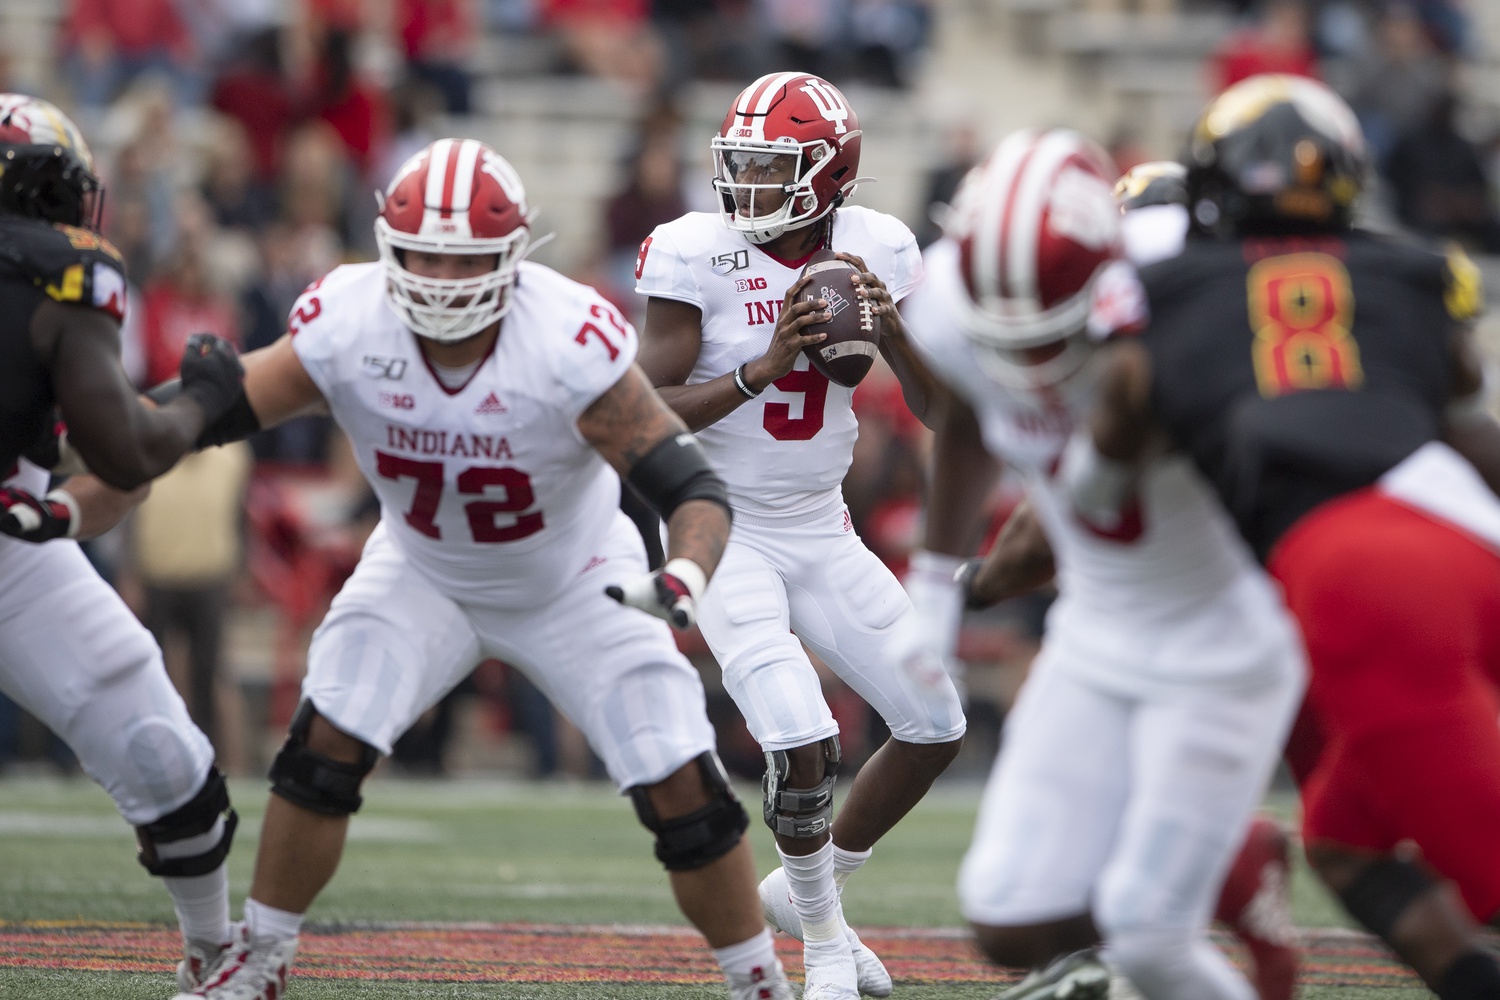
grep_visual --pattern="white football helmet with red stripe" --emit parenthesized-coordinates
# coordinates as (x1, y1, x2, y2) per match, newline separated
(374, 138, 536, 343)
(946, 127, 1124, 388)
(711, 72, 864, 244)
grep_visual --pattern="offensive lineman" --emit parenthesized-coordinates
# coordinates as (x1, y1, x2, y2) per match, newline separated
(170, 138, 794, 1000)
(1081, 76, 1500, 998)
(0, 94, 246, 993)
(637, 72, 966, 1000)
(901, 128, 1305, 1000)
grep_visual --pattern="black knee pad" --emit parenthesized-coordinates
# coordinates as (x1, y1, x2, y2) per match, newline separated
(762, 736, 840, 839)
(268, 702, 378, 817)
(136, 766, 238, 877)
(1338, 857, 1440, 939)
(630, 751, 749, 872)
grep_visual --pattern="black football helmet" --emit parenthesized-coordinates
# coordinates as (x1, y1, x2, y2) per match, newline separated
(1113, 161, 1187, 211)
(0, 95, 104, 230)
(1184, 74, 1367, 236)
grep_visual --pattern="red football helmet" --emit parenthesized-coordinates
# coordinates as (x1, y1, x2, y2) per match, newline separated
(374, 138, 536, 343)
(711, 73, 864, 244)
(947, 128, 1125, 387)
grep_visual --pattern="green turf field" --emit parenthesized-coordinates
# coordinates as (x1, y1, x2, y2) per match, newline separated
(0, 776, 1426, 999)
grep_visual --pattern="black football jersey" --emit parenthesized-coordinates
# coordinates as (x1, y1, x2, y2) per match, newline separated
(1140, 231, 1481, 560)
(0, 216, 128, 475)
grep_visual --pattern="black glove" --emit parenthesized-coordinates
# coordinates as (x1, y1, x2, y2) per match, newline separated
(178, 333, 245, 425)
(605, 558, 707, 631)
(0, 486, 78, 542)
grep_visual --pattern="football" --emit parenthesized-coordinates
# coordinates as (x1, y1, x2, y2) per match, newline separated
(795, 249, 881, 388)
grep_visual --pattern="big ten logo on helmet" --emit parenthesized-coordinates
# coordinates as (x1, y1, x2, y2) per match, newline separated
(735, 276, 768, 293)
(710, 250, 750, 275)
(380, 391, 415, 410)
(363, 355, 408, 380)
(800, 79, 849, 135)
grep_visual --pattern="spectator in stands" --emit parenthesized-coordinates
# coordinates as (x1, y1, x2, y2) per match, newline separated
(849, 0, 933, 89)
(397, 0, 478, 115)
(603, 107, 687, 307)
(1209, 0, 1319, 93)
(307, 30, 392, 183)
(211, 28, 298, 192)
(542, 0, 664, 90)
(141, 236, 241, 390)
(280, 122, 358, 249)
(1384, 88, 1500, 252)
(651, 0, 765, 86)
(916, 119, 981, 248)
(131, 443, 254, 754)
(202, 117, 279, 233)
(1343, 2, 1452, 163)
(61, 0, 198, 110)
(377, 78, 445, 190)
(763, 0, 842, 78)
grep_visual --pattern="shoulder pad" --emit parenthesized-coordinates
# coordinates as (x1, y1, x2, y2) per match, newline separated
(1443, 245, 1484, 322)
(0, 219, 127, 321)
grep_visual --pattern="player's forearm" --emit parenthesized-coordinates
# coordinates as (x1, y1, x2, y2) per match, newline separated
(73, 398, 204, 490)
(57, 474, 150, 540)
(879, 315, 940, 429)
(655, 375, 760, 434)
(968, 501, 1055, 605)
(664, 498, 731, 579)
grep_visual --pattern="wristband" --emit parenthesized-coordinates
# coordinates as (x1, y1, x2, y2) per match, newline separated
(733, 364, 761, 400)
(661, 557, 707, 602)
(43, 489, 82, 539)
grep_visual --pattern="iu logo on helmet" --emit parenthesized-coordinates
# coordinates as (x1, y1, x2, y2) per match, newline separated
(800, 80, 849, 136)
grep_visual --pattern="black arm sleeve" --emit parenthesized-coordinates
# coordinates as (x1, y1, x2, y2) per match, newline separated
(146, 378, 261, 450)
(625, 432, 731, 522)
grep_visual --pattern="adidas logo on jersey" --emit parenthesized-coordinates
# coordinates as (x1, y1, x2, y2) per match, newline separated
(476, 392, 507, 414)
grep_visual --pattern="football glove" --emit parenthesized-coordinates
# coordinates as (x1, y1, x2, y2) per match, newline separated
(179, 332, 245, 426)
(0, 486, 79, 542)
(605, 558, 707, 631)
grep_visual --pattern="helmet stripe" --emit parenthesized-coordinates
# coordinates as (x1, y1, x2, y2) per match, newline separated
(450, 139, 482, 215)
(1007, 130, 1083, 309)
(977, 128, 1037, 314)
(425, 138, 455, 215)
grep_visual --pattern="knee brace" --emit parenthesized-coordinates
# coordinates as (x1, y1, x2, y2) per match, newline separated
(268, 702, 378, 817)
(135, 766, 238, 877)
(762, 736, 840, 839)
(630, 751, 749, 872)
(1338, 857, 1440, 939)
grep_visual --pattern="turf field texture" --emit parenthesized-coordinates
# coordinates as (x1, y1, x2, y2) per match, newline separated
(0, 777, 1428, 999)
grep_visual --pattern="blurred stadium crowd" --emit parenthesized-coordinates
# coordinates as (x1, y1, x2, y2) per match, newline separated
(0, 0, 1495, 781)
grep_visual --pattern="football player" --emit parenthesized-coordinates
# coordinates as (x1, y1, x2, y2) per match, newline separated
(166, 138, 793, 1000)
(636, 72, 966, 1000)
(901, 128, 1306, 1000)
(1078, 75, 1500, 998)
(0, 94, 245, 994)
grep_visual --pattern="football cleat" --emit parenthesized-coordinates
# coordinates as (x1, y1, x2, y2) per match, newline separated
(176, 938, 232, 993)
(802, 932, 861, 1000)
(728, 959, 797, 1000)
(994, 948, 1111, 1000)
(759, 866, 893, 997)
(1216, 816, 1299, 1000)
(172, 923, 297, 1000)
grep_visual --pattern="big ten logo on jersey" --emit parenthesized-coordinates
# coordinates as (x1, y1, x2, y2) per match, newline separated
(744, 298, 783, 326)
(379, 391, 415, 410)
(287, 277, 326, 336)
(710, 250, 750, 275)
(1247, 252, 1362, 398)
(735, 276, 768, 293)
(800, 79, 849, 135)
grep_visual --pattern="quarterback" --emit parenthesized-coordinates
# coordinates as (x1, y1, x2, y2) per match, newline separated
(637, 72, 966, 1000)
(168, 138, 793, 1000)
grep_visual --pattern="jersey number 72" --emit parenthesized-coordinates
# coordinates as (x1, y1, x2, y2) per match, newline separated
(375, 451, 543, 543)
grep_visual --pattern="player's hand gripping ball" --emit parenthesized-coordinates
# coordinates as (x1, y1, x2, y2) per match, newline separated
(795, 249, 880, 387)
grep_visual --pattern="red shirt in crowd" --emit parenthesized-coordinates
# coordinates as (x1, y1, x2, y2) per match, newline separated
(64, 0, 190, 57)
(141, 281, 240, 389)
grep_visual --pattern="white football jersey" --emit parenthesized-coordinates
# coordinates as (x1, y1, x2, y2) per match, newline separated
(291, 260, 636, 608)
(904, 239, 1296, 691)
(636, 207, 922, 520)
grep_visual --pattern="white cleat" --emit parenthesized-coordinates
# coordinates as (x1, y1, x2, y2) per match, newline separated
(176, 938, 232, 993)
(760, 866, 894, 997)
(171, 923, 298, 1000)
(803, 933, 861, 1000)
(728, 959, 797, 1000)
(994, 948, 1111, 1000)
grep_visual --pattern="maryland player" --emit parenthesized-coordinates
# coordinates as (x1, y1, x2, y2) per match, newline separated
(1081, 75, 1500, 997)
(169, 138, 792, 1000)
(0, 94, 245, 993)
(637, 72, 966, 1000)
(901, 129, 1305, 1000)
